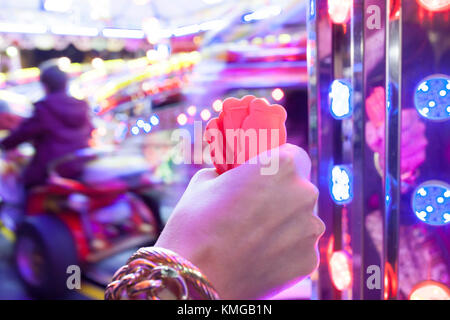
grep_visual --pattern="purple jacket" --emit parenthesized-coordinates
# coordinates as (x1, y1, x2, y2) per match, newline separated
(1, 92, 93, 188)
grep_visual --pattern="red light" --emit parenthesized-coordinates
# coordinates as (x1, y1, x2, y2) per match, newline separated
(329, 250, 352, 291)
(200, 109, 211, 121)
(212, 99, 223, 112)
(271, 88, 284, 101)
(417, 0, 450, 12)
(177, 113, 188, 126)
(187, 105, 197, 116)
(409, 280, 450, 300)
(328, 0, 352, 24)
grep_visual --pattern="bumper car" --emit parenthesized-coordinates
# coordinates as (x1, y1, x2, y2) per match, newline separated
(12, 148, 162, 298)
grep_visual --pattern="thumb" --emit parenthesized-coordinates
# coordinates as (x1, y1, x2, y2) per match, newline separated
(188, 168, 219, 186)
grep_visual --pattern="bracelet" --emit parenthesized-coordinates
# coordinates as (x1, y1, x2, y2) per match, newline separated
(105, 247, 220, 300)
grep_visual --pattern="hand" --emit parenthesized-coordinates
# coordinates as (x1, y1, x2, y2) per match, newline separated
(155, 143, 325, 299)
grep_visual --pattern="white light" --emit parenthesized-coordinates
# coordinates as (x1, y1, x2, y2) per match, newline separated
(439, 90, 446, 96)
(212, 100, 222, 112)
(187, 105, 197, 116)
(426, 205, 434, 213)
(437, 197, 444, 204)
(102, 28, 145, 39)
(447, 106, 450, 113)
(156, 44, 170, 60)
(0, 23, 47, 34)
(146, 49, 159, 61)
(131, 126, 140, 135)
(143, 123, 152, 133)
(136, 119, 145, 128)
(150, 115, 159, 126)
(444, 213, 450, 223)
(177, 113, 188, 126)
(6, 46, 18, 57)
(51, 25, 99, 37)
(330, 80, 352, 118)
(416, 211, 427, 221)
(422, 107, 430, 114)
(271, 88, 284, 101)
(44, 0, 72, 13)
(243, 6, 282, 22)
(92, 57, 104, 69)
(173, 24, 200, 37)
(418, 188, 427, 196)
(331, 166, 351, 203)
(444, 190, 450, 197)
(57, 57, 71, 71)
(199, 19, 225, 31)
(428, 100, 436, 107)
(200, 109, 211, 121)
(418, 82, 429, 92)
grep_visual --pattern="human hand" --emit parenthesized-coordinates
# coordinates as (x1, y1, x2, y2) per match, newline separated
(155, 143, 325, 299)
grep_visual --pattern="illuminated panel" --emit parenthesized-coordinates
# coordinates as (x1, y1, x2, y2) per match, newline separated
(414, 75, 450, 121)
(329, 251, 352, 291)
(412, 180, 450, 226)
(327, 0, 352, 24)
(330, 165, 353, 204)
(329, 80, 352, 119)
(417, 0, 450, 12)
(409, 280, 450, 300)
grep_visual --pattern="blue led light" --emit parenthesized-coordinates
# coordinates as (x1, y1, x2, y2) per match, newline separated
(329, 80, 352, 119)
(329, 165, 353, 205)
(414, 75, 450, 121)
(412, 181, 450, 226)
(150, 115, 160, 126)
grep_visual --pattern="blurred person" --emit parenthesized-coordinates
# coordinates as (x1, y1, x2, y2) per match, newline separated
(0, 61, 93, 189)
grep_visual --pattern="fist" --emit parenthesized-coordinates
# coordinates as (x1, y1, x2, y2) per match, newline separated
(155, 143, 325, 299)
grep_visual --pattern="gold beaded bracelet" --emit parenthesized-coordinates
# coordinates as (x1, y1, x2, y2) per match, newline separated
(105, 247, 220, 300)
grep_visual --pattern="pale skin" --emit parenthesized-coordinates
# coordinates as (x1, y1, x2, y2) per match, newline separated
(155, 143, 325, 299)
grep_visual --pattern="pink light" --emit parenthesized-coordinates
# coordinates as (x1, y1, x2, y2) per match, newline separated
(271, 88, 284, 101)
(417, 0, 450, 12)
(329, 251, 352, 291)
(200, 109, 211, 121)
(187, 105, 197, 116)
(212, 99, 223, 112)
(177, 113, 188, 126)
(409, 280, 450, 300)
(328, 0, 352, 24)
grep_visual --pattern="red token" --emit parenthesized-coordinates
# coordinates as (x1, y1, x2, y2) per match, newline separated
(204, 95, 287, 174)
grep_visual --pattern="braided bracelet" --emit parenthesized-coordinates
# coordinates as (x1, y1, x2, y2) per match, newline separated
(105, 247, 220, 300)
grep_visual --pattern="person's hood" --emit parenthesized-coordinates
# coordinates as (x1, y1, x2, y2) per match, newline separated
(39, 92, 89, 128)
